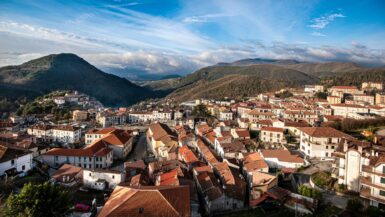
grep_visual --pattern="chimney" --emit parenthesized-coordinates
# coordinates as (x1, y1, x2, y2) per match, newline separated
(371, 149, 375, 156)
(358, 145, 363, 154)
(343, 141, 348, 152)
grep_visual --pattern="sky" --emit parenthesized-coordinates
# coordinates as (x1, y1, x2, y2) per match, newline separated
(0, 0, 385, 76)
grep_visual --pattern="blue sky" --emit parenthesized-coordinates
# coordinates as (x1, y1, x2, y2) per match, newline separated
(0, 0, 385, 75)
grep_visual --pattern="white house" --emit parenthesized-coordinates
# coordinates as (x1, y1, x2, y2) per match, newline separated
(330, 104, 369, 118)
(299, 127, 351, 158)
(260, 149, 305, 169)
(0, 145, 33, 176)
(83, 169, 124, 190)
(260, 127, 286, 144)
(52, 125, 81, 144)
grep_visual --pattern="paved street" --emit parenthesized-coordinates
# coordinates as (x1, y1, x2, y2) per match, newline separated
(111, 134, 149, 170)
(126, 134, 148, 162)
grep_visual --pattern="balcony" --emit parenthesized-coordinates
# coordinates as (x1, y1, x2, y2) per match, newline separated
(360, 176, 385, 191)
(360, 186, 385, 205)
(362, 165, 385, 177)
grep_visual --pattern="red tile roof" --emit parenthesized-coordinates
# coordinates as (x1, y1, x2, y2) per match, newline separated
(98, 185, 190, 217)
(298, 127, 351, 138)
(261, 149, 304, 163)
(261, 126, 284, 133)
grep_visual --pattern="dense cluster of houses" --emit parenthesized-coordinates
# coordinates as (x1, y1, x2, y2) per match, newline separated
(1, 81, 385, 216)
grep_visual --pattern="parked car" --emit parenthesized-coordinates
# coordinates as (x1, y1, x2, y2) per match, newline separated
(75, 203, 90, 212)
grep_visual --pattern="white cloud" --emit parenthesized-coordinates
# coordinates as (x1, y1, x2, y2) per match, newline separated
(183, 13, 233, 23)
(311, 31, 326, 37)
(309, 13, 345, 30)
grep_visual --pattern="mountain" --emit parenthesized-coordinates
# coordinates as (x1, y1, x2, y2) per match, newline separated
(282, 62, 364, 77)
(143, 64, 319, 101)
(143, 58, 384, 102)
(216, 58, 300, 66)
(104, 66, 183, 81)
(0, 53, 159, 106)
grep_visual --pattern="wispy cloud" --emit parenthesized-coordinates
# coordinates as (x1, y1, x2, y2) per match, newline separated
(311, 31, 326, 37)
(309, 13, 345, 30)
(183, 13, 233, 23)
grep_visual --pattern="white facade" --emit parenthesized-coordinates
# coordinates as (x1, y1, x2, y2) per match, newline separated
(331, 104, 369, 118)
(83, 169, 124, 190)
(52, 128, 81, 144)
(0, 151, 33, 176)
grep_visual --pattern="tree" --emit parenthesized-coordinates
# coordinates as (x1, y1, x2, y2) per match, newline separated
(346, 198, 363, 214)
(192, 104, 211, 118)
(4, 182, 72, 217)
(314, 91, 327, 99)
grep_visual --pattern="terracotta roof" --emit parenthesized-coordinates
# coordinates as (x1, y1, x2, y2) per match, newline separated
(157, 169, 179, 186)
(261, 126, 284, 133)
(0, 145, 31, 163)
(87, 127, 116, 134)
(252, 171, 276, 186)
(243, 152, 268, 172)
(101, 129, 132, 146)
(51, 164, 83, 182)
(197, 139, 218, 164)
(331, 86, 358, 89)
(178, 146, 199, 164)
(298, 127, 351, 138)
(44, 139, 112, 157)
(235, 129, 250, 138)
(53, 125, 80, 132)
(98, 185, 190, 217)
(261, 149, 304, 164)
(196, 171, 223, 201)
(331, 103, 366, 108)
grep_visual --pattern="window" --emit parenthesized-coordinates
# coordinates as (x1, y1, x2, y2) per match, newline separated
(331, 146, 335, 149)
(112, 175, 115, 179)
(11, 160, 15, 165)
(381, 177, 385, 184)
(326, 146, 329, 149)
(383, 166, 385, 174)
(22, 165, 25, 171)
(89, 173, 92, 177)
(380, 190, 385, 197)
(55, 156, 58, 161)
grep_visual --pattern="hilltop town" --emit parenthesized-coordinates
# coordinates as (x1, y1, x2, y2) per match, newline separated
(1, 81, 385, 217)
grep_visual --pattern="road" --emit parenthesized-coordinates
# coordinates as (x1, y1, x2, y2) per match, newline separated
(126, 134, 148, 162)
(111, 134, 149, 171)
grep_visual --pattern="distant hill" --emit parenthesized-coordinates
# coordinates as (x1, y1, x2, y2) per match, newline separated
(0, 53, 159, 107)
(282, 62, 364, 77)
(143, 64, 319, 101)
(143, 58, 384, 102)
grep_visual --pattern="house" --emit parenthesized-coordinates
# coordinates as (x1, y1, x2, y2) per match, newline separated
(0, 145, 33, 176)
(332, 138, 385, 208)
(298, 127, 352, 158)
(327, 95, 342, 104)
(83, 168, 124, 190)
(213, 162, 246, 210)
(362, 82, 383, 91)
(96, 111, 126, 127)
(52, 125, 81, 144)
(147, 123, 178, 160)
(51, 164, 83, 186)
(194, 168, 226, 214)
(125, 160, 146, 178)
(98, 185, 191, 217)
(155, 169, 180, 186)
(260, 149, 305, 169)
(352, 94, 375, 105)
(329, 86, 362, 96)
(128, 111, 154, 123)
(27, 124, 53, 142)
(85, 127, 116, 145)
(214, 138, 247, 159)
(72, 110, 88, 121)
(98, 129, 133, 160)
(41, 139, 113, 169)
(248, 172, 277, 207)
(376, 93, 385, 105)
(178, 146, 199, 169)
(242, 152, 269, 184)
(230, 128, 250, 139)
(219, 111, 233, 121)
(370, 106, 385, 117)
(260, 127, 286, 144)
(153, 110, 173, 121)
(330, 104, 369, 118)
